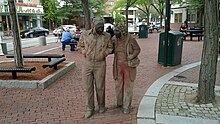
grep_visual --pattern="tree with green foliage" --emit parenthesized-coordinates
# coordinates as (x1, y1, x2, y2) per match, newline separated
(90, 0, 107, 17)
(113, 0, 138, 30)
(112, 10, 126, 24)
(81, 0, 107, 30)
(43, 0, 57, 31)
(151, 0, 166, 28)
(170, 0, 219, 104)
(135, 0, 153, 26)
(42, 0, 82, 29)
(55, 0, 82, 26)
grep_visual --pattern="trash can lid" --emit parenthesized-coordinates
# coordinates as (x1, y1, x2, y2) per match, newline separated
(169, 31, 184, 35)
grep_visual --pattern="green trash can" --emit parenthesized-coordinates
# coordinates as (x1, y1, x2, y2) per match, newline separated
(158, 31, 184, 66)
(139, 25, 148, 38)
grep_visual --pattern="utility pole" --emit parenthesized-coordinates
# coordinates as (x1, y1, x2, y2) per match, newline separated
(163, 0, 171, 67)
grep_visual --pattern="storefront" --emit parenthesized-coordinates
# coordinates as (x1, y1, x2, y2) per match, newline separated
(0, 2, 44, 35)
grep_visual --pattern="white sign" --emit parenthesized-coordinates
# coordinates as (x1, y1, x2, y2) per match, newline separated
(0, 5, 44, 14)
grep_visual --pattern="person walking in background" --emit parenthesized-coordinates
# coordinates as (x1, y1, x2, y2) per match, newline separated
(56, 28, 63, 43)
(61, 28, 74, 51)
(77, 17, 113, 119)
(112, 22, 141, 114)
(106, 25, 114, 37)
(149, 23, 154, 33)
(74, 26, 82, 41)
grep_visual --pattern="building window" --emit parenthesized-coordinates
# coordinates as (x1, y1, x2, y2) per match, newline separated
(188, 13, 196, 23)
(128, 10, 133, 15)
(174, 13, 182, 23)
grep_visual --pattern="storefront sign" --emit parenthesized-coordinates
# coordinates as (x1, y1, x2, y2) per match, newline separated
(0, 5, 44, 15)
(16, 2, 37, 7)
(16, 6, 43, 14)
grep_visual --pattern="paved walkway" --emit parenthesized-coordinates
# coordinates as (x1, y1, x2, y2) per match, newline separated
(138, 60, 220, 124)
(0, 33, 219, 124)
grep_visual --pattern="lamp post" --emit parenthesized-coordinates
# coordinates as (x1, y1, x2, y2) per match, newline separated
(163, 0, 171, 67)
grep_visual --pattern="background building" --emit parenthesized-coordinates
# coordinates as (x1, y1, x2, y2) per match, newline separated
(170, 1, 199, 30)
(0, 0, 44, 36)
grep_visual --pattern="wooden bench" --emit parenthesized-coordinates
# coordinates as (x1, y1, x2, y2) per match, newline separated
(42, 58, 66, 70)
(0, 67, 36, 79)
(65, 42, 78, 51)
(6, 54, 65, 62)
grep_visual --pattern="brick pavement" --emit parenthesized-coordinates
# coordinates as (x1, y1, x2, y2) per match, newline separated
(0, 33, 210, 124)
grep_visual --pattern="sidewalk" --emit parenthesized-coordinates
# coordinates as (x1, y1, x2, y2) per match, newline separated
(0, 33, 219, 124)
(138, 60, 220, 124)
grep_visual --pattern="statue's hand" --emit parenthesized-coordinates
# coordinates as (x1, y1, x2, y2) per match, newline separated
(128, 55, 133, 60)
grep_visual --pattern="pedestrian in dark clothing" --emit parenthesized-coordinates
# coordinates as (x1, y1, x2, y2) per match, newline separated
(179, 23, 187, 34)
(106, 26, 114, 37)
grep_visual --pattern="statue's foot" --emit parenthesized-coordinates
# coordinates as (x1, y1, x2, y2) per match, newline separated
(123, 108, 130, 114)
(84, 111, 93, 119)
(99, 107, 106, 113)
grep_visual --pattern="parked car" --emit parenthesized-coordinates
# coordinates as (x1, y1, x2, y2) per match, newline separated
(53, 25, 76, 36)
(20, 27, 49, 38)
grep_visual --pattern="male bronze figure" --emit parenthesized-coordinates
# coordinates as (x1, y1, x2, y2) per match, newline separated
(77, 17, 113, 118)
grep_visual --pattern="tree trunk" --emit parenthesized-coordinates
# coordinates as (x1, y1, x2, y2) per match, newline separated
(125, 5, 129, 31)
(81, 0, 91, 30)
(8, 0, 24, 68)
(49, 20, 51, 31)
(160, 15, 163, 28)
(160, 8, 164, 28)
(146, 8, 150, 26)
(197, 0, 219, 103)
(147, 13, 150, 26)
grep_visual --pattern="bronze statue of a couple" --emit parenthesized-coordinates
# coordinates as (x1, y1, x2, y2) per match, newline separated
(77, 17, 141, 119)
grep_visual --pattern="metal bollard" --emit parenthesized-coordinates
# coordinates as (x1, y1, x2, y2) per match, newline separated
(0, 42, 7, 55)
(38, 36, 47, 46)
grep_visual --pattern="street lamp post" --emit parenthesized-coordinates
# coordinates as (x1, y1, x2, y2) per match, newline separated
(164, 0, 171, 67)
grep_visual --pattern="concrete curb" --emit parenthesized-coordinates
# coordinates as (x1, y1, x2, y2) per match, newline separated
(137, 58, 220, 124)
(0, 61, 75, 89)
(38, 61, 75, 89)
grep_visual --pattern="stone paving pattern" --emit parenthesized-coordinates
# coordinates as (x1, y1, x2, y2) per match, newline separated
(0, 33, 219, 123)
(156, 83, 220, 120)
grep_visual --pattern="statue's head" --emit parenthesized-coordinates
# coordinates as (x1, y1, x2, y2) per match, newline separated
(92, 17, 104, 35)
(114, 22, 128, 38)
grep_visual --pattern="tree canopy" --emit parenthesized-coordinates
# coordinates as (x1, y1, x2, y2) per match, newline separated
(43, 0, 57, 22)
